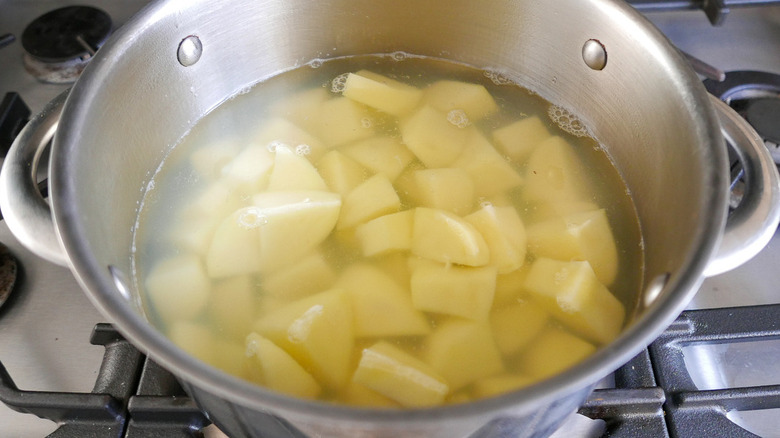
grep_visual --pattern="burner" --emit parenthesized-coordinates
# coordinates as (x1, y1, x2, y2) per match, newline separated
(21, 6, 112, 84)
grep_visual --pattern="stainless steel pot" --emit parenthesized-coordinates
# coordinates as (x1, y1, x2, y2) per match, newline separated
(2, 0, 779, 437)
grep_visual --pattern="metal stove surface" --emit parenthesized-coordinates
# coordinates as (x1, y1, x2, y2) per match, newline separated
(0, 2, 779, 437)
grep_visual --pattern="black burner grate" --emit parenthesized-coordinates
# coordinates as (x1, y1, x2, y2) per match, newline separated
(2, 305, 780, 437)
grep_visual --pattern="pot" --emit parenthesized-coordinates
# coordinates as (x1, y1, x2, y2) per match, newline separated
(1, 0, 779, 436)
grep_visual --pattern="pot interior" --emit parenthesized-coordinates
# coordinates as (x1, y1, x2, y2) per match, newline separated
(51, 0, 726, 432)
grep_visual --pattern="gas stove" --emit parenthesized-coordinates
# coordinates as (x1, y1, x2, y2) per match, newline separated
(0, 2, 779, 437)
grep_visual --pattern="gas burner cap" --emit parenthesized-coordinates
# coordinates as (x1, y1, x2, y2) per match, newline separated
(21, 6, 112, 84)
(704, 71, 780, 163)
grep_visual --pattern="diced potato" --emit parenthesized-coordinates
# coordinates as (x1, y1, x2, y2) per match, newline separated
(517, 326, 596, 379)
(425, 320, 504, 390)
(146, 254, 211, 321)
(168, 321, 216, 364)
(374, 252, 413, 289)
(205, 207, 264, 278)
(472, 374, 534, 398)
(316, 150, 369, 196)
(261, 251, 336, 302)
(410, 168, 475, 215)
(337, 174, 401, 230)
(340, 136, 415, 181)
(220, 143, 275, 192)
(526, 209, 618, 286)
(209, 275, 256, 341)
(210, 341, 249, 379)
(355, 210, 414, 257)
(339, 381, 401, 408)
(190, 140, 241, 180)
(465, 205, 527, 274)
(489, 300, 549, 356)
(270, 87, 330, 134)
(523, 136, 592, 203)
(411, 207, 490, 266)
(410, 263, 497, 321)
(492, 116, 552, 162)
(424, 80, 498, 121)
(522, 200, 599, 224)
(337, 263, 430, 337)
(251, 191, 342, 273)
(343, 71, 422, 116)
(353, 341, 449, 408)
(254, 117, 327, 163)
(452, 130, 523, 198)
(267, 145, 328, 191)
(170, 214, 221, 256)
(524, 258, 625, 344)
(254, 288, 354, 390)
(316, 97, 374, 147)
(245, 333, 321, 399)
(400, 106, 470, 168)
(493, 267, 530, 306)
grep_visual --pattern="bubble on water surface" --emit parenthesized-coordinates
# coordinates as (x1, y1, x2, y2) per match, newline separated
(447, 109, 470, 128)
(238, 207, 267, 229)
(548, 105, 589, 137)
(267, 140, 287, 153)
(295, 144, 311, 156)
(308, 58, 323, 69)
(331, 72, 349, 93)
(361, 117, 373, 129)
(483, 69, 515, 86)
(390, 51, 408, 61)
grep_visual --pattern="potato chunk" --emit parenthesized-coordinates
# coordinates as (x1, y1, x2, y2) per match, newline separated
(424, 80, 498, 121)
(518, 326, 596, 379)
(400, 106, 469, 168)
(410, 263, 497, 321)
(411, 207, 490, 266)
(261, 251, 336, 303)
(267, 145, 328, 191)
(343, 71, 422, 116)
(524, 258, 625, 344)
(353, 341, 449, 408)
(251, 191, 342, 273)
(425, 320, 504, 390)
(411, 168, 475, 215)
(209, 275, 256, 340)
(316, 97, 374, 147)
(492, 116, 552, 162)
(451, 130, 523, 198)
(206, 207, 264, 278)
(146, 254, 208, 322)
(316, 150, 369, 196)
(489, 300, 549, 356)
(254, 289, 354, 390)
(245, 333, 321, 399)
(220, 143, 275, 193)
(338, 174, 401, 230)
(526, 208, 619, 286)
(355, 210, 414, 257)
(340, 136, 415, 181)
(523, 136, 592, 203)
(254, 117, 326, 163)
(337, 264, 430, 337)
(465, 205, 527, 274)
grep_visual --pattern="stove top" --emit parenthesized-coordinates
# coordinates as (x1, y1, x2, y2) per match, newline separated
(0, 2, 779, 437)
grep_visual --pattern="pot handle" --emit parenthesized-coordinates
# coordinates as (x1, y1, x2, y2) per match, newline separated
(704, 94, 780, 277)
(0, 91, 69, 266)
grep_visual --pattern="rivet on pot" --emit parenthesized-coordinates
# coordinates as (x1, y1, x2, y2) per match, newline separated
(582, 39, 607, 71)
(108, 265, 132, 301)
(643, 273, 670, 308)
(177, 35, 202, 67)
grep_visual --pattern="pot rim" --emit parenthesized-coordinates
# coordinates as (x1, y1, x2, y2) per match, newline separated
(50, 0, 727, 425)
